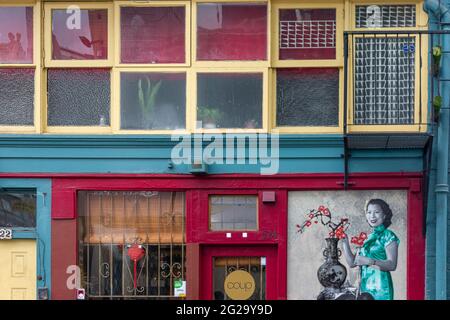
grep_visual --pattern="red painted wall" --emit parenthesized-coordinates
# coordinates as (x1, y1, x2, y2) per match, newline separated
(51, 219, 77, 300)
(26, 172, 423, 300)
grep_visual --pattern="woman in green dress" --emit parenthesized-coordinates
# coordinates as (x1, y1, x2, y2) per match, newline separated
(342, 199, 400, 300)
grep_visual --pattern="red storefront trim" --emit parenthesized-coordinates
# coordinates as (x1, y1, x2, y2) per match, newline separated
(1, 173, 423, 300)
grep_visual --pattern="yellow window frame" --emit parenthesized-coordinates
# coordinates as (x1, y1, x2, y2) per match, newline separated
(192, 67, 269, 134)
(43, 1, 114, 134)
(112, 67, 192, 134)
(192, 0, 271, 68)
(349, 0, 429, 31)
(0, 0, 42, 134)
(43, 1, 114, 68)
(114, 0, 191, 68)
(271, 67, 344, 134)
(271, 1, 345, 68)
(346, 33, 428, 133)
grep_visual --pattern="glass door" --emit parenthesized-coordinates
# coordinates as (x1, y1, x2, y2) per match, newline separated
(213, 256, 266, 300)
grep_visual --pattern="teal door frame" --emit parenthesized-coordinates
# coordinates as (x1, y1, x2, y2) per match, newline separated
(0, 179, 51, 299)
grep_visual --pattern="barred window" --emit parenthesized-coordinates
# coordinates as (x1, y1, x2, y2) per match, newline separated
(78, 191, 185, 299)
(355, 5, 416, 28)
(354, 37, 415, 125)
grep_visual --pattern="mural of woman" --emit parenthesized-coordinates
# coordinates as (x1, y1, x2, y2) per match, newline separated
(341, 199, 400, 300)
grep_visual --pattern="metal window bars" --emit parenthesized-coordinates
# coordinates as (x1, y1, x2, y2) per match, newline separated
(280, 20, 336, 49)
(78, 191, 185, 300)
(355, 5, 416, 28)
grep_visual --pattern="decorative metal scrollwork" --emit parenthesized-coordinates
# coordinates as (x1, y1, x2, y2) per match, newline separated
(161, 262, 182, 279)
(100, 263, 110, 278)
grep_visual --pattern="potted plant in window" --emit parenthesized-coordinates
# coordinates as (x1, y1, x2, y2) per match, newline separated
(197, 106, 223, 129)
(138, 76, 162, 129)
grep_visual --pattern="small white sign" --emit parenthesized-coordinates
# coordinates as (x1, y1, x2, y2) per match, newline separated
(226, 233, 232, 238)
(0, 228, 12, 240)
(242, 232, 248, 238)
(174, 280, 186, 298)
(76, 288, 85, 300)
(261, 257, 266, 266)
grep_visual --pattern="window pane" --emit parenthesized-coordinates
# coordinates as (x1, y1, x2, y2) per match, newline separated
(277, 68, 339, 127)
(210, 195, 257, 231)
(77, 191, 186, 299)
(279, 9, 336, 60)
(0, 68, 34, 126)
(356, 5, 416, 28)
(47, 69, 110, 126)
(0, 7, 33, 63)
(121, 6, 185, 64)
(197, 73, 263, 129)
(52, 9, 108, 60)
(121, 72, 186, 130)
(0, 189, 36, 228)
(354, 37, 415, 124)
(197, 3, 267, 61)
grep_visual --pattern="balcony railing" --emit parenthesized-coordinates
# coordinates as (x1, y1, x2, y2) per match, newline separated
(343, 30, 450, 134)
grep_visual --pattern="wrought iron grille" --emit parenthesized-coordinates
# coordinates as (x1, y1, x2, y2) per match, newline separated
(279, 20, 336, 49)
(78, 191, 186, 300)
(353, 36, 416, 125)
(355, 5, 416, 28)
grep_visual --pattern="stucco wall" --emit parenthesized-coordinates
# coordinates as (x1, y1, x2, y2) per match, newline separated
(287, 190, 407, 300)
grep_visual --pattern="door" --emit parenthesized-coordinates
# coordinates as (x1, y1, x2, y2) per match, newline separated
(201, 246, 277, 300)
(0, 240, 36, 300)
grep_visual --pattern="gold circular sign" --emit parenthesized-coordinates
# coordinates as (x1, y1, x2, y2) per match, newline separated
(224, 270, 256, 300)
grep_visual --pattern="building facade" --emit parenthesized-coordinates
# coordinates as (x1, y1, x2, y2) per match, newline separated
(0, 0, 437, 300)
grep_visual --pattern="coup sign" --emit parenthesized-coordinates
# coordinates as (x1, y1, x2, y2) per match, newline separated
(224, 270, 255, 300)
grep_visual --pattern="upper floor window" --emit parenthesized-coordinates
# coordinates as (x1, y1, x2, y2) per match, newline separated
(44, 2, 113, 67)
(279, 9, 336, 60)
(0, 4, 38, 132)
(119, 2, 189, 65)
(51, 9, 108, 61)
(348, 2, 426, 130)
(0, 6, 33, 64)
(355, 4, 416, 28)
(196, 2, 267, 61)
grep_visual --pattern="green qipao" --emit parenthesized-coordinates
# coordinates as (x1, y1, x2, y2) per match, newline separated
(358, 225, 400, 300)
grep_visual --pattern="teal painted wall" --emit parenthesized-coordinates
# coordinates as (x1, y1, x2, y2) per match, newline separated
(0, 135, 424, 174)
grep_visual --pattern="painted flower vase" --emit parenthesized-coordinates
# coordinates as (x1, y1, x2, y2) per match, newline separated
(317, 237, 347, 289)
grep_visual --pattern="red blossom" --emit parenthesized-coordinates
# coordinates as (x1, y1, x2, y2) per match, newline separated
(318, 206, 326, 212)
(309, 213, 315, 219)
(360, 232, 367, 240)
(323, 209, 330, 216)
(305, 221, 312, 227)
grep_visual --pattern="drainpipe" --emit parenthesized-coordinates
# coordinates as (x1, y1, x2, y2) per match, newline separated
(424, 0, 450, 300)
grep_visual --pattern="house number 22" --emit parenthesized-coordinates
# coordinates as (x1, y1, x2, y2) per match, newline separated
(0, 228, 13, 240)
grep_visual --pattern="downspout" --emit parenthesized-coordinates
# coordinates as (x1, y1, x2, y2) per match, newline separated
(424, 0, 450, 300)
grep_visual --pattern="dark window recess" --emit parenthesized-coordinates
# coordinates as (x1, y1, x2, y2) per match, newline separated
(197, 73, 263, 129)
(47, 68, 111, 126)
(0, 189, 36, 228)
(0, 68, 34, 126)
(277, 68, 339, 127)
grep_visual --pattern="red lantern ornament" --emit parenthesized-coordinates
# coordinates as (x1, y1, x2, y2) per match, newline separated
(127, 244, 145, 289)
